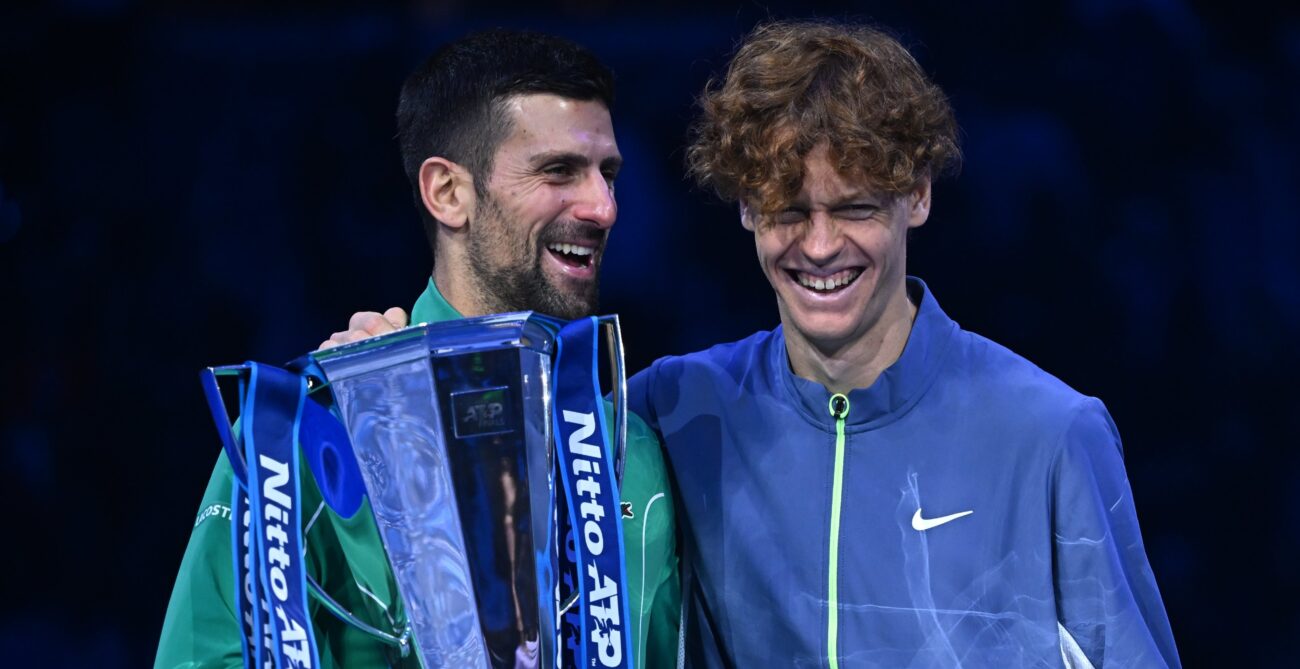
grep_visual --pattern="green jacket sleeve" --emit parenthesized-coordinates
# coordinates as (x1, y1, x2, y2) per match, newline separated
(643, 543, 681, 669)
(154, 451, 243, 669)
(154, 448, 409, 669)
(618, 410, 682, 668)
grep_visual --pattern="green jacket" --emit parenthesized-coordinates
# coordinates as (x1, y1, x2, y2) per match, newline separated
(156, 279, 680, 667)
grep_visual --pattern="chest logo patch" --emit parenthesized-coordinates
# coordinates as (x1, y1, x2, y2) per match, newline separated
(911, 508, 974, 531)
(620, 501, 634, 519)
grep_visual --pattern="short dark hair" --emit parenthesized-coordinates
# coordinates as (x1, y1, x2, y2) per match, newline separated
(397, 29, 615, 251)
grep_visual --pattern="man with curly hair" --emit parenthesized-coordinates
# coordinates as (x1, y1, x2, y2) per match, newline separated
(625, 20, 1181, 667)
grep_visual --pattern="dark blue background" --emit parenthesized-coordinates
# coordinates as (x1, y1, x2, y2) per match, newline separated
(1, 1, 1297, 666)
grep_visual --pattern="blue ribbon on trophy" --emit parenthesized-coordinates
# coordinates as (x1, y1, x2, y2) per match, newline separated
(201, 363, 323, 669)
(550, 317, 635, 668)
(199, 312, 634, 668)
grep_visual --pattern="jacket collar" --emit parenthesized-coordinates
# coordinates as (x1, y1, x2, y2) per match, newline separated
(772, 277, 958, 432)
(410, 276, 461, 325)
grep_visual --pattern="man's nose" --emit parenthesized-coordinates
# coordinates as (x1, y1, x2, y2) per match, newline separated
(571, 172, 617, 229)
(799, 212, 842, 263)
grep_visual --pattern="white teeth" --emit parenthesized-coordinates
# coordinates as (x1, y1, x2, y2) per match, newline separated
(796, 269, 862, 292)
(548, 243, 594, 256)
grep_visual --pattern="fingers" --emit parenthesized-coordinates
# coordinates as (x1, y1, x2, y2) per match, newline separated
(318, 326, 375, 351)
(347, 308, 406, 334)
(347, 310, 382, 332)
(382, 306, 410, 328)
(317, 307, 409, 351)
(319, 328, 367, 351)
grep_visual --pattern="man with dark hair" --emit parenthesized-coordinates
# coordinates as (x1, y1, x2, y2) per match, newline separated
(156, 30, 679, 668)
(392, 29, 621, 320)
(626, 20, 1180, 667)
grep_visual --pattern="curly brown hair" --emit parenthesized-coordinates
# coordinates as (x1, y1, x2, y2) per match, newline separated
(687, 20, 961, 214)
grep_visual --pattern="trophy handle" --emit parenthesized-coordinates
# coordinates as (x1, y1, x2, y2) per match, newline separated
(557, 588, 582, 618)
(307, 575, 413, 657)
(597, 315, 628, 484)
(201, 363, 413, 656)
(200, 364, 252, 484)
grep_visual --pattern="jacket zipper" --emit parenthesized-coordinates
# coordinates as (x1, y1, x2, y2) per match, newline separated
(827, 393, 850, 669)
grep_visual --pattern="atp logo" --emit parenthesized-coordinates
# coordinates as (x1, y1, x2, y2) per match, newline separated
(450, 386, 514, 438)
(462, 401, 505, 427)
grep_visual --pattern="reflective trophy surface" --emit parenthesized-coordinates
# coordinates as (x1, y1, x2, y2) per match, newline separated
(311, 312, 623, 669)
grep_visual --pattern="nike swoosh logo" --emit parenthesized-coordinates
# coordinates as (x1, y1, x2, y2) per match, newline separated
(911, 508, 974, 531)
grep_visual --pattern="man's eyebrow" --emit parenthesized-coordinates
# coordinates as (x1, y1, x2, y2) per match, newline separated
(831, 197, 882, 208)
(804, 194, 883, 209)
(780, 195, 879, 210)
(828, 186, 885, 203)
(528, 151, 623, 173)
(528, 150, 588, 167)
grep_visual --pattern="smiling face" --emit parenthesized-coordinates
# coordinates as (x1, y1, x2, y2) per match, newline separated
(746, 142, 931, 353)
(463, 93, 621, 319)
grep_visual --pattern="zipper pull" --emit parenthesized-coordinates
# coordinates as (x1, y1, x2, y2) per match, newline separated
(829, 393, 850, 421)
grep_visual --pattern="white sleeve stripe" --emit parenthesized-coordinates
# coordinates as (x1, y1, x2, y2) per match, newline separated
(638, 492, 666, 665)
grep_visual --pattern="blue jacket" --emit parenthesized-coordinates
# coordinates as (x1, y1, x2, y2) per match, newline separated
(628, 279, 1179, 668)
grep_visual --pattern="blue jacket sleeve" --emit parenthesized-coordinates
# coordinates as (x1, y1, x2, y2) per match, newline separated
(627, 361, 662, 436)
(1051, 398, 1180, 668)
(630, 358, 733, 667)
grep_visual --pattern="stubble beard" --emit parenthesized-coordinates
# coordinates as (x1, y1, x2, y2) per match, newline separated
(464, 194, 600, 320)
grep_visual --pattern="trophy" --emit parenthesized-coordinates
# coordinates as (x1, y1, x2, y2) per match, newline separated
(203, 312, 634, 669)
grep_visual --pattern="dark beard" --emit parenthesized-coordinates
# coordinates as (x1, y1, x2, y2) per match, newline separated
(464, 197, 600, 320)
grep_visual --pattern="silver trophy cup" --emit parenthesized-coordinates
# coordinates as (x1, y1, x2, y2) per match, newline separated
(312, 312, 626, 669)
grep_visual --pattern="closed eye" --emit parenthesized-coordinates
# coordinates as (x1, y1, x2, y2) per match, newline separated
(776, 208, 809, 225)
(834, 204, 879, 220)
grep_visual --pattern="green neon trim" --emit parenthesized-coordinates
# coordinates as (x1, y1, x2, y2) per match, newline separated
(827, 393, 850, 669)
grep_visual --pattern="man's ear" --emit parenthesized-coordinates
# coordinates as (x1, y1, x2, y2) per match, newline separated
(418, 157, 475, 229)
(739, 201, 756, 231)
(907, 177, 932, 229)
